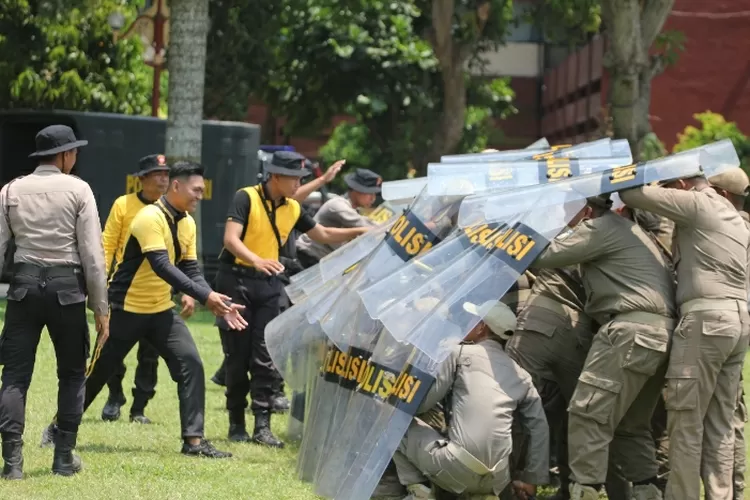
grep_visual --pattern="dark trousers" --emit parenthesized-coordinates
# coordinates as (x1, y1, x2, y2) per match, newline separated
(84, 309, 205, 438)
(106, 339, 159, 414)
(0, 266, 89, 435)
(215, 268, 281, 414)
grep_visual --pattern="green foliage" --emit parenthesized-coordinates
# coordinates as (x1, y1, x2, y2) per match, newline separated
(673, 112, 750, 170)
(320, 76, 516, 180)
(639, 132, 668, 161)
(523, 0, 601, 45)
(654, 30, 686, 67)
(0, 0, 154, 114)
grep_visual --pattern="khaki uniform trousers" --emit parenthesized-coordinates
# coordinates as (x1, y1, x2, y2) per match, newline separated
(733, 376, 746, 500)
(506, 302, 631, 500)
(568, 313, 672, 486)
(393, 418, 510, 496)
(664, 300, 750, 500)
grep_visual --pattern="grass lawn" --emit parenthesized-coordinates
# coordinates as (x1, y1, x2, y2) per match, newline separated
(1, 301, 748, 499)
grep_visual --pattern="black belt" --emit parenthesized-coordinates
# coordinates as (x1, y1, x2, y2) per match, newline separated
(219, 262, 274, 280)
(12, 263, 82, 279)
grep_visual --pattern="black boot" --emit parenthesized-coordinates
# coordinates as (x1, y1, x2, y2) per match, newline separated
(227, 411, 250, 442)
(51, 429, 82, 476)
(271, 394, 290, 414)
(39, 422, 57, 448)
(101, 393, 126, 422)
(252, 411, 284, 449)
(1, 434, 23, 480)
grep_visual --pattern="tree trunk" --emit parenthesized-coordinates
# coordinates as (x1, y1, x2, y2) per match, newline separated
(601, 0, 674, 161)
(166, 0, 210, 264)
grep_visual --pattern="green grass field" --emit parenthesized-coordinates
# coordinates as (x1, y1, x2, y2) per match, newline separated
(1, 302, 748, 499)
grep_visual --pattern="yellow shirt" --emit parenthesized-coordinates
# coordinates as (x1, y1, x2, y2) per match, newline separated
(102, 192, 151, 277)
(108, 198, 197, 314)
(219, 184, 316, 267)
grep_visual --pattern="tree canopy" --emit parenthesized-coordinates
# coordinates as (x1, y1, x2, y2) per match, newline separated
(0, 0, 157, 114)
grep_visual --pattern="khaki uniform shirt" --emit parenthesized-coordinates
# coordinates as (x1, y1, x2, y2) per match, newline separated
(633, 208, 675, 250)
(297, 195, 376, 259)
(0, 165, 108, 315)
(533, 211, 676, 325)
(516, 265, 592, 336)
(417, 340, 549, 485)
(741, 211, 750, 309)
(620, 186, 749, 306)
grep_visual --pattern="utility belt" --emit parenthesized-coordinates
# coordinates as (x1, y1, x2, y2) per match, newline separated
(680, 298, 746, 316)
(12, 263, 82, 280)
(608, 310, 676, 330)
(445, 442, 511, 492)
(219, 262, 275, 280)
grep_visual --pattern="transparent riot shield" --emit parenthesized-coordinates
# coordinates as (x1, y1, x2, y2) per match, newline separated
(426, 156, 632, 197)
(318, 198, 587, 499)
(285, 263, 323, 304)
(439, 137, 620, 164)
(478, 140, 740, 226)
(318, 217, 396, 282)
(381, 178, 427, 203)
(357, 156, 629, 320)
(527, 137, 550, 149)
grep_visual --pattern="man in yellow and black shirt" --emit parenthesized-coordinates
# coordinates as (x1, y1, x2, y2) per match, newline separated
(99, 154, 188, 425)
(218, 150, 370, 448)
(81, 162, 245, 458)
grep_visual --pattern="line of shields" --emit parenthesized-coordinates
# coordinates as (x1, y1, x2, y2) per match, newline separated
(265, 137, 740, 500)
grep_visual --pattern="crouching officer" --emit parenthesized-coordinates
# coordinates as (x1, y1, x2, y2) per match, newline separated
(392, 301, 549, 500)
(217, 151, 370, 448)
(296, 167, 381, 267)
(0, 125, 108, 479)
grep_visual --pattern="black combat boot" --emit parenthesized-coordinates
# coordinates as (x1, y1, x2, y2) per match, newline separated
(227, 411, 251, 442)
(1, 434, 23, 480)
(271, 394, 290, 413)
(101, 393, 126, 422)
(252, 411, 284, 449)
(39, 422, 57, 448)
(51, 429, 82, 476)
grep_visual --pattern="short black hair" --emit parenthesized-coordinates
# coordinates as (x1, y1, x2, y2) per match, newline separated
(170, 160, 204, 180)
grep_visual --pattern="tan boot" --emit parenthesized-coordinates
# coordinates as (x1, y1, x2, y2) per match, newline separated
(403, 484, 436, 500)
(569, 483, 600, 500)
(632, 484, 663, 500)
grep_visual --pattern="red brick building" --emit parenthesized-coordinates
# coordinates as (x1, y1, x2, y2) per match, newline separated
(247, 0, 750, 158)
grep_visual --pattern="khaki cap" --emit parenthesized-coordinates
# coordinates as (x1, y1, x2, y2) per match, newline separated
(709, 168, 750, 196)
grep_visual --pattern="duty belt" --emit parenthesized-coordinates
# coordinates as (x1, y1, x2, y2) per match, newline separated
(610, 311, 676, 330)
(12, 263, 82, 279)
(680, 298, 745, 316)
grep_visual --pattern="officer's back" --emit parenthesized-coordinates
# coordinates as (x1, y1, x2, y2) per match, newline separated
(0, 124, 107, 480)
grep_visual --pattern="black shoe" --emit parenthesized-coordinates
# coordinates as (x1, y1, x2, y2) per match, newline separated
(51, 430, 82, 476)
(1, 435, 23, 480)
(547, 488, 571, 500)
(252, 411, 284, 449)
(271, 395, 290, 414)
(129, 414, 152, 425)
(227, 411, 251, 442)
(181, 439, 232, 458)
(39, 423, 57, 449)
(101, 394, 126, 422)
